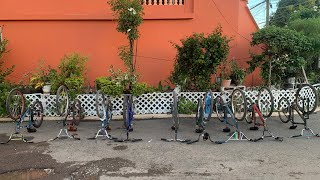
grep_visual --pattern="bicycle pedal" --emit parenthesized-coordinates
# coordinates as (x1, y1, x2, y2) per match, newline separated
(289, 125, 297, 129)
(223, 128, 230, 132)
(249, 127, 259, 131)
(195, 129, 203, 133)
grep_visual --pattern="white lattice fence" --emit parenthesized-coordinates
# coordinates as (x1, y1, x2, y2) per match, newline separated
(24, 85, 319, 117)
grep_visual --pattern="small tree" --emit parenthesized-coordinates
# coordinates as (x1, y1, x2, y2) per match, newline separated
(0, 28, 14, 83)
(108, 0, 144, 77)
(170, 26, 231, 91)
(247, 26, 313, 86)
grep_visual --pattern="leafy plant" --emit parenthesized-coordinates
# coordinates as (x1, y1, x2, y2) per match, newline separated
(247, 26, 312, 86)
(219, 58, 231, 80)
(51, 53, 88, 98)
(170, 26, 231, 91)
(108, 0, 144, 78)
(178, 97, 197, 114)
(95, 77, 124, 96)
(0, 39, 14, 84)
(0, 82, 11, 117)
(27, 60, 57, 90)
(230, 59, 246, 85)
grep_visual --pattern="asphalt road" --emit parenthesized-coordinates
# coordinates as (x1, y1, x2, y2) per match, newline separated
(1, 112, 320, 180)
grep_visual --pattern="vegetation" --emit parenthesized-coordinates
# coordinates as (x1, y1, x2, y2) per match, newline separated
(178, 97, 197, 114)
(170, 26, 231, 91)
(108, 0, 144, 91)
(247, 26, 312, 86)
(230, 59, 246, 85)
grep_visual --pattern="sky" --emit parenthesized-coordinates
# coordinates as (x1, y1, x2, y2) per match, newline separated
(248, 0, 279, 28)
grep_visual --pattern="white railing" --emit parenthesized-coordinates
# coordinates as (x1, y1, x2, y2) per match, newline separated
(141, 0, 184, 5)
(24, 84, 320, 117)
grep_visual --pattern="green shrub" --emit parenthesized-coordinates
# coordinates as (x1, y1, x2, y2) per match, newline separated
(0, 83, 11, 117)
(178, 98, 197, 114)
(95, 77, 123, 96)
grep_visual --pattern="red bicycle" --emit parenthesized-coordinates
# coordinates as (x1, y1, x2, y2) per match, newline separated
(246, 97, 283, 142)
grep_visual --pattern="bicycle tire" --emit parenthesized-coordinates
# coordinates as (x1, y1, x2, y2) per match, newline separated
(245, 97, 253, 124)
(230, 89, 247, 121)
(6, 88, 25, 121)
(72, 99, 81, 126)
(95, 90, 106, 119)
(295, 84, 318, 114)
(127, 95, 134, 130)
(56, 85, 69, 117)
(203, 90, 214, 122)
(195, 98, 204, 128)
(257, 87, 274, 117)
(123, 95, 129, 128)
(106, 97, 113, 126)
(214, 96, 225, 122)
(278, 97, 290, 123)
(31, 100, 44, 128)
(172, 90, 179, 130)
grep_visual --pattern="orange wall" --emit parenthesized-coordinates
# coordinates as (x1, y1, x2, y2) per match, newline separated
(0, 0, 261, 87)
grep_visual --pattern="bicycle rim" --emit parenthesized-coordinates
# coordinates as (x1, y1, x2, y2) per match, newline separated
(278, 97, 290, 123)
(231, 89, 247, 121)
(295, 84, 318, 114)
(31, 100, 44, 128)
(204, 90, 213, 122)
(95, 90, 106, 119)
(257, 87, 274, 117)
(6, 88, 25, 121)
(245, 97, 253, 124)
(106, 98, 113, 125)
(72, 99, 81, 126)
(56, 85, 69, 117)
(215, 96, 225, 122)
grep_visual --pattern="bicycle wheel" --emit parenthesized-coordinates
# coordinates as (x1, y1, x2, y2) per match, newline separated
(127, 95, 134, 130)
(278, 97, 290, 123)
(31, 100, 44, 128)
(172, 90, 179, 130)
(195, 98, 204, 127)
(245, 97, 253, 124)
(257, 87, 274, 117)
(72, 99, 81, 126)
(95, 90, 106, 119)
(214, 96, 225, 122)
(203, 90, 214, 122)
(231, 89, 247, 121)
(56, 85, 69, 117)
(6, 88, 25, 121)
(123, 95, 129, 128)
(106, 97, 113, 125)
(295, 84, 318, 114)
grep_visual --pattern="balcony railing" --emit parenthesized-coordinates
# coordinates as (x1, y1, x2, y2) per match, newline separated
(141, 0, 184, 5)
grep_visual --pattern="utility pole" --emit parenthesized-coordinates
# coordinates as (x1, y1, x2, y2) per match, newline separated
(266, 0, 270, 27)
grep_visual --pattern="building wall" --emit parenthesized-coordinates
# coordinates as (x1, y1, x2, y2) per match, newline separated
(0, 0, 261, 87)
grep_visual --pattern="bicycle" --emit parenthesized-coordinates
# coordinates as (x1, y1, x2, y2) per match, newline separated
(88, 90, 113, 140)
(214, 90, 251, 144)
(112, 94, 142, 142)
(50, 85, 81, 141)
(278, 84, 319, 138)
(245, 97, 283, 142)
(161, 89, 191, 143)
(1, 88, 44, 144)
(195, 90, 214, 133)
(230, 88, 247, 122)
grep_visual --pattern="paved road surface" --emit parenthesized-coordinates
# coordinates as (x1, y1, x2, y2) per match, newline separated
(1, 113, 320, 180)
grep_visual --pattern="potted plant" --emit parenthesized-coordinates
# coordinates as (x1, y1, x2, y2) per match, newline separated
(230, 59, 246, 86)
(220, 58, 231, 88)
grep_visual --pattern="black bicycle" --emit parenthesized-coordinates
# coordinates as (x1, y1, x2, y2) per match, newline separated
(278, 84, 318, 138)
(50, 85, 81, 141)
(1, 88, 44, 144)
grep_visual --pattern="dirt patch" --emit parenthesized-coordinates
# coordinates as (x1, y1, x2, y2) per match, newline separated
(112, 145, 128, 151)
(0, 169, 51, 180)
(69, 157, 135, 180)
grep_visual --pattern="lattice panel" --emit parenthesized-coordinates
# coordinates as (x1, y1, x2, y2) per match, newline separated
(23, 87, 319, 117)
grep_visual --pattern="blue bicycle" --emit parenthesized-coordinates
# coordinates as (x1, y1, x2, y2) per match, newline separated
(195, 90, 214, 133)
(2, 88, 43, 143)
(113, 94, 142, 142)
(88, 90, 113, 140)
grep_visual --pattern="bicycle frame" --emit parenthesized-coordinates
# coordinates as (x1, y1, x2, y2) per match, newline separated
(1, 105, 34, 144)
(287, 99, 319, 138)
(113, 94, 142, 142)
(247, 101, 283, 142)
(215, 97, 251, 144)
